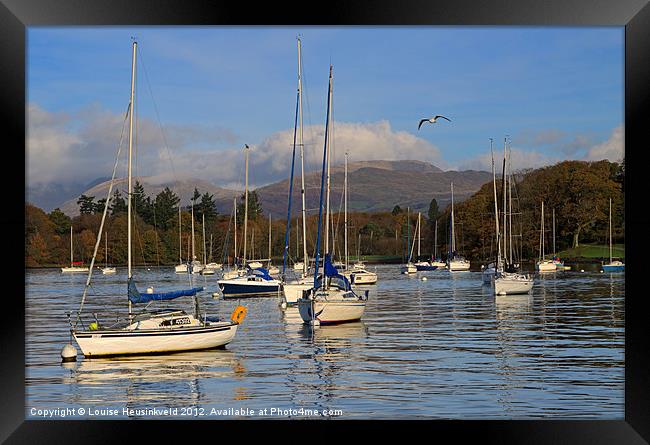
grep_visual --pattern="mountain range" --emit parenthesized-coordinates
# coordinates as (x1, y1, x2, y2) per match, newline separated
(52, 160, 493, 217)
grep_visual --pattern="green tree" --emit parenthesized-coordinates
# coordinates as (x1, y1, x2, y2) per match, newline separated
(111, 189, 127, 215)
(48, 208, 71, 235)
(391, 205, 402, 216)
(197, 192, 218, 227)
(77, 195, 96, 215)
(132, 181, 153, 224)
(94, 198, 108, 214)
(237, 190, 263, 222)
(154, 187, 180, 231)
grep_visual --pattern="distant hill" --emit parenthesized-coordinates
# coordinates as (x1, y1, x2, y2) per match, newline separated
(58, 160, 492, 217)
(256, 161, 492, 217)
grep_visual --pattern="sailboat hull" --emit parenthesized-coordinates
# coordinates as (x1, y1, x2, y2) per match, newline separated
(536, 261, 557, 272)
(602, 264, 625, 272)
(61, 267, 89, 273)
(218, 278, 280, 298)
(282, 281, 312, 305)
(73, 323, 238, 357)
(448, 260, 470, 271)
(415, 263, 438, 271)
(297, 297, 366, 324)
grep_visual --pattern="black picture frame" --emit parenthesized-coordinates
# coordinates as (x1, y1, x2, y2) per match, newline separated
(4, 0, 649, 442)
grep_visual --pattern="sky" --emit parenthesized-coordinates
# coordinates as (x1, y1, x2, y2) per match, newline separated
(26, 26, 624, 204)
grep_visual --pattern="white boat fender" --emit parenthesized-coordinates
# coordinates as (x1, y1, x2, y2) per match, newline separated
(212, 292, 220, 298)
(61, 344, 77, 362)
(310, 319, 320, 327)
(146, 287, 154, 293)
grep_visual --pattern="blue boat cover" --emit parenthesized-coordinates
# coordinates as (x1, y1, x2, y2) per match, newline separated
(318, 254, 351, 291)
(128, 278, 204, 304)
(246, 266, 274, 281)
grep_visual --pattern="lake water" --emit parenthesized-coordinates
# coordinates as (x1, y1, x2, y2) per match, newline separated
(25, 265, 624, 419)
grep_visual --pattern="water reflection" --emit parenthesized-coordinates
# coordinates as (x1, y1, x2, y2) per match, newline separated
(26, 266, 624, 418)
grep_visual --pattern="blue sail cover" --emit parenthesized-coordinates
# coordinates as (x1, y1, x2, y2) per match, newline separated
(317, 254, 351, 291)
(128, 278, 204, 304)
(247, 266, 274, 281)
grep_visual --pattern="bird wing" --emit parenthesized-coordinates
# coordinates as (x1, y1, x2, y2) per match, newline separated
(418, 119, 428, 130)
(435, 115, 451, 122)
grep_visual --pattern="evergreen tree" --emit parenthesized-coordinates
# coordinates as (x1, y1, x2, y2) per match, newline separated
(198, 192, 218, 226)
(48, 208, 71, 235)
(94, 198, 108, 214)
(132, 181, 153, 224)
(77, 195, 96, 215)
(237, 190, 263, 222)
(154, 187, 180, 231)
(391, 205, 402, 216)
(111, 189, 127, 215)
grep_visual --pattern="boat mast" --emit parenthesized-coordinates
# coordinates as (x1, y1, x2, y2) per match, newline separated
(70, 225, 73, 267)
(105, 232, 108, 268)
(434, 219, 438, 260)
(508, 138, 513, 265)
(178, 205, 182, 264)
(243, 144, 249, 267)
(324, 66, 333, 259)
(268, 214, 272, 265)
(312, 64, 333, 288)
(191, 203, 196, 262)
(406, 206, 410, 262)
(451, 183, 455, 256)
(344, 150, 348, 270)
(127, 40, 136, 319)
(609, 197, 613, 263)
(202, 213, 207, 266)
(233, 198, 237, 265)
(502, 138, 507, 266)
(417, 212, 421, 259)
(298, 38, 308, 277)
(490, 138, 501, 270)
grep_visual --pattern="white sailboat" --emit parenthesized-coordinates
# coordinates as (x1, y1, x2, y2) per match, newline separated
(69, 41, 244, 357)
(482, 138, 533, 295)
(602, 197, 625, 272)
(447, 183, 471, 271)
(414, 212, 438, 271)
(218, 145, 281, 298)
(266, 215, 279, 275)
(204, 234, 222, 271)
(536, 201, 556, 272)
(61, 226, 90, 273)
(298, 65, 368, 325)
(401, 207, 417, 274)
(430, 220, 446, 268)
(551, 208, 570, 270)
(101, 232, 116, 274)
(174, 205, 188, 273)
(341, 152, 377, 285)
(282, 38, 313, 306)
(200, 214, 215, 275)
(189, 203, 204, 274)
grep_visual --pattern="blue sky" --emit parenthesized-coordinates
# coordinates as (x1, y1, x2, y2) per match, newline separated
(27, 26, 624, 193)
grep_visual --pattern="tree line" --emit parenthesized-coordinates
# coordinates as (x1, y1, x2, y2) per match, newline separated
(25, 159, 624, 268)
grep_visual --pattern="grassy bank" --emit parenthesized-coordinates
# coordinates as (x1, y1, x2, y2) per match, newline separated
(555, 243, 624, 260)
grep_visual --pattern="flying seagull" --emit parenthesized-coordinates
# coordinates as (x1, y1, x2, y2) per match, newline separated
(418, 115, 451, 130)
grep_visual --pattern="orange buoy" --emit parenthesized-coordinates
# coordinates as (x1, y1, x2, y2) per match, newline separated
(231, 305, 247, 324)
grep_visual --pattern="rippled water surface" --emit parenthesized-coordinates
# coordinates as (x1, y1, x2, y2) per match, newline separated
(25, 265, 624, 419)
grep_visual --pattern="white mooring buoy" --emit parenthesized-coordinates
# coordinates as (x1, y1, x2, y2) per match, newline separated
(280, 300, 288, 309)
(61, 344, 77, 362)
(212, 292, 220, 299)
(310, 319, 321, 327)
(421, 277, 427, 281)
(581, 269, 585, 273)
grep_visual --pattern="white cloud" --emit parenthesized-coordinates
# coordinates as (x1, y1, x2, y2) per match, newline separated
(27, 103, 444, 190)
(583, 125, 623, 162)
(456, 146, 562, 173)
